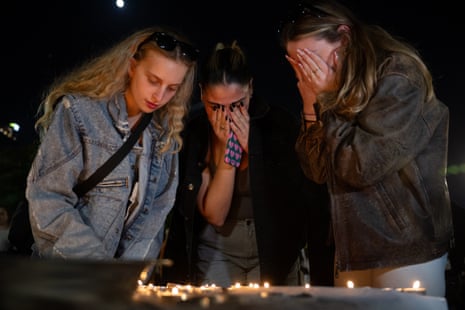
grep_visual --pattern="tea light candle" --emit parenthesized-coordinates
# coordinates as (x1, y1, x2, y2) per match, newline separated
(346, 280, 355, 288)
(396, 280, 426, 295)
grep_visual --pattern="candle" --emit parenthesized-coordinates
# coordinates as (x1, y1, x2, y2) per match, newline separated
(396, 287, 426, 295)
(395, 280, 426, 295)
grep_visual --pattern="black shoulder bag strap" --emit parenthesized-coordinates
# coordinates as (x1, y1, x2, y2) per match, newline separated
(72, 112, 153, 197)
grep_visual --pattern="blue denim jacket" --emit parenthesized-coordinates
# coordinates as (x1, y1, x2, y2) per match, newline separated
(26, 93, 178, 260)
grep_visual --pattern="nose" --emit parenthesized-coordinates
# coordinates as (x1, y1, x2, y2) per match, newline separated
(151, 90, 161, 103)
(151, 86, 168, 104)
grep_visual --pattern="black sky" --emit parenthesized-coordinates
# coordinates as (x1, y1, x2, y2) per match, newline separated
(2, 0, 464, 206)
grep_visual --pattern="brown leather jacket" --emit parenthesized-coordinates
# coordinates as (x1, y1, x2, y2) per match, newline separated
(296, 53, 453, 271)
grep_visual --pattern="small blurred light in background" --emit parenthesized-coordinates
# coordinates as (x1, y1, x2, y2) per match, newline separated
(0, 122, 20, 141)
(9, 122, 20, 132)
(116, 0, 125, 9)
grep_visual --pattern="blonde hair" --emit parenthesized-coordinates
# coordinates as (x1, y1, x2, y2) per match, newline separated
(36, 26, 197, 153)
(279, 0, 435, 119)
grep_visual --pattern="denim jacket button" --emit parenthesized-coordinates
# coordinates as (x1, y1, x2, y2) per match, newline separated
(187, 183, 194, 191)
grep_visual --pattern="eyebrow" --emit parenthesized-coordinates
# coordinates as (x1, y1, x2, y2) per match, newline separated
(206, 96, 247, 106)
(147, 71, 183, 88)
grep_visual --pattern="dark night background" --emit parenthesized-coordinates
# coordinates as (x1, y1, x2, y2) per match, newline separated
(1, 0, 464, 209)
(0, 1, 464, 307)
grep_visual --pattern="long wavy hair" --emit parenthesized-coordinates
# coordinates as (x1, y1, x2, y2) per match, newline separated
(36, 26, 198, 153)
(279, 0, 435, 119)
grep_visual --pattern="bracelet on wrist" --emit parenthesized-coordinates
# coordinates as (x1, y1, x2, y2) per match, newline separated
(303, 113, 316, 117)
(302, 114, 317, 121)
(302, 110, 318, 124)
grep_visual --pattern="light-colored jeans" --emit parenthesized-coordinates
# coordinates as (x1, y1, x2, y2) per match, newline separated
(197, 219, 260, 287)
(334, 253, 448, 297)
(197, 219, 301, 287)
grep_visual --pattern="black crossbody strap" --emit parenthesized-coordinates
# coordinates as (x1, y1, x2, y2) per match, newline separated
(72, 112, 153, 197)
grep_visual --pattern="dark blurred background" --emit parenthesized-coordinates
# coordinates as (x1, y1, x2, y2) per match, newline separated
(1, 0, 463, 222)
(0, 1, 463, 308)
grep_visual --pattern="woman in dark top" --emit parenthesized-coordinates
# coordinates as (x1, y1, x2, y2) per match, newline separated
(163, 40, 332, 287)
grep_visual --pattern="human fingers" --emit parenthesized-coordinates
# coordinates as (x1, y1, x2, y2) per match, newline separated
(230, 106, 249, 153)
(299, 49, 337, 93)
(296, 49, 320, 78)
(286, 54, 303, 82)
(213, 107, 230, 140)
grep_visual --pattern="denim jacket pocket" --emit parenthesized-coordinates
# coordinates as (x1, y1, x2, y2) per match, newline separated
(96, 177, 129, 190)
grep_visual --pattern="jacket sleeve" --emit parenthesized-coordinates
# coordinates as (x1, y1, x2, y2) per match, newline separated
(26, 97, 109, 258)
(295, 119, 328, 184)
(296, 73, 439, 188)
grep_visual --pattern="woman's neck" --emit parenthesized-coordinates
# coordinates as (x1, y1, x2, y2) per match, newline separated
(128, 113, 142, 129)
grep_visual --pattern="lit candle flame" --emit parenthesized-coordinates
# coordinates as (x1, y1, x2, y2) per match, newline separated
(347, 280, 354, 288)
(412, 280, 420, 289)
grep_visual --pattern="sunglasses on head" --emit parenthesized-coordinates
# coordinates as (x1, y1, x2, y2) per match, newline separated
(278, 2, 329, 33)
(138, 32, 200, 61)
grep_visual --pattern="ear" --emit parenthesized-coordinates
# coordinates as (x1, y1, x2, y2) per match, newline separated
(336, 25, 351, 54)
(128, 57, 136, 78)
(337, 24, 350, 34)
(338, 24, 351, 45)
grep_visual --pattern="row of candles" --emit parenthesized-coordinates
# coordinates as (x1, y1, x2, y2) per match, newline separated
(135, 279, 426, 300)
(136, 259, 426, 298)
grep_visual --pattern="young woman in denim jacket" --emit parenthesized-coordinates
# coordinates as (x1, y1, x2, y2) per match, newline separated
(164, 41, 332, 287)
(26, 26, 198, 260)
(279, 0, 453, 297)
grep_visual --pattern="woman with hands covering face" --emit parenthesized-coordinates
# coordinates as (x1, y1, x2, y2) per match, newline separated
(163, 40, 332, 288)
(279, 0, 453, 297)
(198, 82, 251, 225)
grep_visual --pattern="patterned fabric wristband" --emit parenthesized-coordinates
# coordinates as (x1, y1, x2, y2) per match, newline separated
(224, 131, 242, 167)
